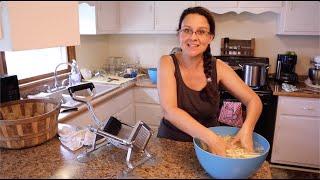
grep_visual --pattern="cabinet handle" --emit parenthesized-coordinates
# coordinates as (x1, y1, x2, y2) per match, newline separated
(303, 107, 314, 111)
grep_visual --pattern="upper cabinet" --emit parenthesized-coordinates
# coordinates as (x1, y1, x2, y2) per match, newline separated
(119, 1, 154, 33)
(78, 1, 119, 34)
(78, 1, 319, 36)
(277, 1, 320, 35)
(154, 1, 196, 33)
(79, 1, 154, 34)
(196, 1, 282, 14)
(0, 1, 80, 51)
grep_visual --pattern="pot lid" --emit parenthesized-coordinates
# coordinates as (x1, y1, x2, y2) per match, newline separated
(240, 62, 268, 66)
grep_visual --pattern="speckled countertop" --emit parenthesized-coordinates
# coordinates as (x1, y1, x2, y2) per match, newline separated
(269, 78, 320, 98)
(0, 132, 271, 179)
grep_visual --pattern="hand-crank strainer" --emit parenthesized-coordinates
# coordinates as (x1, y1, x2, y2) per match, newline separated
(67, 82, 153, 172)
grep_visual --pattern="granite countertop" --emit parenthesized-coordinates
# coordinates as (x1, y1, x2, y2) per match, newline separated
(269, 78, 320, 98)
(0, 131, 271, 179)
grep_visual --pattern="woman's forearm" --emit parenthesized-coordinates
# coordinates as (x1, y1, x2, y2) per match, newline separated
(163, 107, 220, 144)
(242, 94, 263, 132)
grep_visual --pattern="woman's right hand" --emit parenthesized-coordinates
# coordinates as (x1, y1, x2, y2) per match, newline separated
(206, 133, 227, 157)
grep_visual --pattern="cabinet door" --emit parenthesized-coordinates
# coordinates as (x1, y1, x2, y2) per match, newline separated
(78, 2, 97, 34)
(155, 1, 195, 32)
(278, 1, 320, 35)
(96, 1, 119, 33)
(134, 87, 160, 104)
(114, 103, 135, 126)
(197, 1, 238, 8)
(238, 1, 282, 8)
(66, 99, 118, 129)
(271, 115, 320, 168)
(135, 103, 163, 128)
(119, 1, 154, 32)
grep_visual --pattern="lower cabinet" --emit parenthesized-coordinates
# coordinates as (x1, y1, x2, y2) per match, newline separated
(134, 87, 163, 129)
(135, 103, 163, 128)
(66, 89, 134, 128)
(271, 96, 320, 168)
(113, 103, 135, 126)
(66, 87, 163, 130)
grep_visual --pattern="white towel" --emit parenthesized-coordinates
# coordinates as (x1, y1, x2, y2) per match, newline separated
(281, 83, 298, 92)
(58, 125, 96, 151)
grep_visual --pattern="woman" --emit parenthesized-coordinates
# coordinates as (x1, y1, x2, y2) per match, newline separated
(156, 6, 262, 156)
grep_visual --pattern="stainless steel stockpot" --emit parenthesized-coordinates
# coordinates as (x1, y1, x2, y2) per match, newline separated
(239, 63, 269, 88)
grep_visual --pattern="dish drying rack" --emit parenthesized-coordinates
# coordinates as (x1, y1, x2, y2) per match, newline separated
(67, 82, 153, 173)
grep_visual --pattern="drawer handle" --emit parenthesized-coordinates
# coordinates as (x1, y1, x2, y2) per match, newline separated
(303, 107, 314, 110)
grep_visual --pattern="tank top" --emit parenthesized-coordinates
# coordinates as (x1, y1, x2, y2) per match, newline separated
(157, 54, 220, 142)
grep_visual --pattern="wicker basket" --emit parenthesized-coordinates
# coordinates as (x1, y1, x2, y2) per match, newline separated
(0, 98, 61, 149)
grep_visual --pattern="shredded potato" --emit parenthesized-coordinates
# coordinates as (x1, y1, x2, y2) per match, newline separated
(200, 135, 264, 159)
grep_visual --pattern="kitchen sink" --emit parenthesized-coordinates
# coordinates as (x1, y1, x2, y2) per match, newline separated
(46, 82, 120, 108)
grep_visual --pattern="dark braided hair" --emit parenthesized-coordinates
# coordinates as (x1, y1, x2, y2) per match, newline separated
(177, 6, 217, 104)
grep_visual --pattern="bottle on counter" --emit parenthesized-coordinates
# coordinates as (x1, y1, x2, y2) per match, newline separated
(69, 59, 82, 86)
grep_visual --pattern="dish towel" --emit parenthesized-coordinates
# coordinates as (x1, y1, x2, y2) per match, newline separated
(282, 83, 298, 92)
(218, 101, 244, 127)
(58, 125, 96, 151)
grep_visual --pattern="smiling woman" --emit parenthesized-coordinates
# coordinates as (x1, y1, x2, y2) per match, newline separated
(0, 46, 76, 84)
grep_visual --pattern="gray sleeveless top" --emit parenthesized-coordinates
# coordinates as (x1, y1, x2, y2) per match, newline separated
(157, 54, 220, 142)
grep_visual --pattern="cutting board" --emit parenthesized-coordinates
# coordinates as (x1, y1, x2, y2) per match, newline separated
(85, 75, 135, 85)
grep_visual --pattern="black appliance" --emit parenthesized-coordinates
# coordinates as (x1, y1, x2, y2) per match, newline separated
(275, 54, 298, 83)
(215, 55, 277, 161)
(0, 74, 20, 103)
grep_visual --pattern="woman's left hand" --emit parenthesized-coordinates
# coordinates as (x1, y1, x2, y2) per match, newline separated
(230, 126, 254, 152)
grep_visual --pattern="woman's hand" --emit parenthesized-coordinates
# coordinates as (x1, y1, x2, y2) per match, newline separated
(206, 133, 227, 157)
(231, 126, 254, 152)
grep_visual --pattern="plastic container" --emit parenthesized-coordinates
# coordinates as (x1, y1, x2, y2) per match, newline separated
(193, 126, 270, 179)
(148, 68, 157, 84)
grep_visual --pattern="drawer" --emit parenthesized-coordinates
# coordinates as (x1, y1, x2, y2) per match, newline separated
(278, 96, 320, 117)
(134, 87, 160, 104)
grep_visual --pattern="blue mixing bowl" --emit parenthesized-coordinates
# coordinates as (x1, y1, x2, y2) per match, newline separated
(193, 126, 270, 179)
(148, 68, 157, 84)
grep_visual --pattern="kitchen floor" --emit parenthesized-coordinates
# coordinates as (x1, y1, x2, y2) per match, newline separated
(270, 167, 320, 179)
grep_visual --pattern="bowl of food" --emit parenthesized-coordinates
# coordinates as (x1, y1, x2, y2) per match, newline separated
(193, 126, 270, 179)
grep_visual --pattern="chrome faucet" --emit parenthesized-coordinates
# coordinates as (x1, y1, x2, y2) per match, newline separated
(45, 60, 81, 93)
(49, 62, 72, 92)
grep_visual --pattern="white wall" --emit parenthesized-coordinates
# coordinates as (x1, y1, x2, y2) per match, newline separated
(75, 12, 319, 75)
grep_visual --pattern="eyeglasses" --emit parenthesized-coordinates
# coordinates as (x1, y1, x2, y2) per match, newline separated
(179, 28, 211, 38)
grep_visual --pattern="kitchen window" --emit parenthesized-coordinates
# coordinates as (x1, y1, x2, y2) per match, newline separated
(0, 46, 75, 84)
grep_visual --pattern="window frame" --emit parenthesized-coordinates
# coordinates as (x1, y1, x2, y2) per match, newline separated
(0, 46, 76, 84)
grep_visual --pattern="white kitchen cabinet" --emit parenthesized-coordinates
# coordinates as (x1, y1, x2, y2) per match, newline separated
(271, 96, 320, 168)
(78, 1, 119, 34)
(277, 1, 320, 35)
(112, 89, 135, 126)
(66, 89, 134, 128)
(196, 1, 282, 14)
(119, 1, 154, 33)
(135, 103, 163, 128)
(154, 1, 195, 33)
(66, 98, 118, 128)
(0, 1, 80, 51)
(134, 87, 163, 129)
(113, 103, 135, 126)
